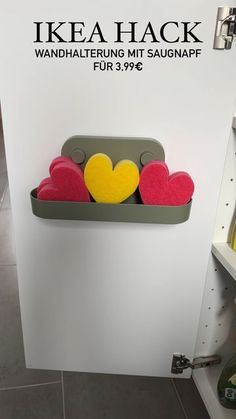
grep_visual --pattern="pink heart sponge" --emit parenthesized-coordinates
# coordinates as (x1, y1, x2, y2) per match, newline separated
(37, 156, 90, 202)
(139, 161, 194, 206)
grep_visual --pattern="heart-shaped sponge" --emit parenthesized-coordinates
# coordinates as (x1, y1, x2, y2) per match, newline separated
(139, 161, 194, 206)
(84, 153, 139, 204)
(37, 156, 90, 202)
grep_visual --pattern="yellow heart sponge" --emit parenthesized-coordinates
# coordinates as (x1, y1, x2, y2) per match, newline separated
(84, 153, 140, 204)
(229, 374, 236, 385)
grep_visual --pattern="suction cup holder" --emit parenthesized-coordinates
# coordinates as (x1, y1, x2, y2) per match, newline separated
(30, 135, 192, 224)
(62, 135, 165, 168)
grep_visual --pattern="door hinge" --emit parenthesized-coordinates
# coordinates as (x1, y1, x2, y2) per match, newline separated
(213, 7, 236, 50)
(171, 353, 221, 374)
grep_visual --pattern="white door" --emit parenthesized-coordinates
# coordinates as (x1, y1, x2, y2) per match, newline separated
(0, 0, 235, 377)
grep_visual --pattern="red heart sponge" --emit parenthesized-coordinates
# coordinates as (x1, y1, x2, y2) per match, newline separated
(37, 156, 90, 202)
(139, 161, 194, 206)
(49, 156, 75, 174)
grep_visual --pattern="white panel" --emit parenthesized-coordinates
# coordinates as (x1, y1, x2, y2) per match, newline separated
(0, 0, 236, 376)
(194, 119, 236, 415)
(194, 256, 236, 419)
(194, 256, 236, 359)
(213, 125, 236, 244)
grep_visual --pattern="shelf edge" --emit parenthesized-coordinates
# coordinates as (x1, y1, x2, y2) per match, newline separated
(211, 242, 236, 281)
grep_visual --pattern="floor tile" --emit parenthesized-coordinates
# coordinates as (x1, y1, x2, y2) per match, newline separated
(0, 158, 7, 177)
(0, 209, 15, 265)
(0, 124, 7, 175)
(63, 372, 186, 419)
(0, 120, 8, 202)
(2, 185, 11, 209)
(173, 378, 210, 419)
(0, 172, 7, 205)
(0, 383, 63, 419)
(0, 147, 7, 174)
(0, 266, 61, 388)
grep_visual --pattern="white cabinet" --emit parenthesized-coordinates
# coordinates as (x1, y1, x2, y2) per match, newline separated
(0, 1, 236, 418)
(194, 119, 236, 419)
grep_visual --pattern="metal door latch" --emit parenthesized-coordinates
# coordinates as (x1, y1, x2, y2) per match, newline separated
(214, 7, 236, 49)
(171, 353, 221, 374)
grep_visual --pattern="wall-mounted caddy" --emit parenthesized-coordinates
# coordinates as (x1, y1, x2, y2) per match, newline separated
(30, 136, 193, 224)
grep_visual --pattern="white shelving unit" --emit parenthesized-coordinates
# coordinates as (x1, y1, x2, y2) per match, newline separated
(195, 366, 236, 419)
(212, 243, 236, 281)
(194, 116, 236, 418)
(194, 251, 236, 419)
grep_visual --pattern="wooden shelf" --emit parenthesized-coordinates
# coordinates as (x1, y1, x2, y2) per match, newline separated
(212, 243, 236, 280)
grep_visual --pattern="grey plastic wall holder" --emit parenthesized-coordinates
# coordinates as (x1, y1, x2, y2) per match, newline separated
(30, 136, 192, 224)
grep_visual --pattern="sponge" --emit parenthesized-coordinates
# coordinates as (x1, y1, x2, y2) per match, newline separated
(139, 160, 194, 206)
(37, 158, 90, 202)
(49, 156, 75, 174)
(84, 153, 139, 203)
